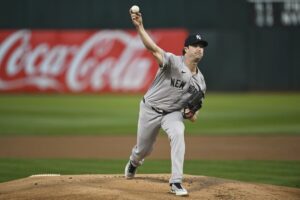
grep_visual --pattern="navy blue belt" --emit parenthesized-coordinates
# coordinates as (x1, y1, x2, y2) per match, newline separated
(142, 97, 170, 115)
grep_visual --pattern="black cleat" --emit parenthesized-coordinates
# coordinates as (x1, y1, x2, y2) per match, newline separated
(124, 161, 137, 179)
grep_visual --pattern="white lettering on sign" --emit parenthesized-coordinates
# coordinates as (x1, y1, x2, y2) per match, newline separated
(0, 30, 152, 92)
(248, 0, 300, 27)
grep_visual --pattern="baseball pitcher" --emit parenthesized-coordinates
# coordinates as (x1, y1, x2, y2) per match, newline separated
(125, 6, 207, 196)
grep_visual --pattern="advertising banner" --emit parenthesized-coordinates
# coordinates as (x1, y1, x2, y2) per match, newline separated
(0, 29, 187, 93)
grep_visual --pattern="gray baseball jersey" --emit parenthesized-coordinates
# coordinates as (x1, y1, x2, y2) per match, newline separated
(144, 52, 206, 112)
(129, 51, 206, 184)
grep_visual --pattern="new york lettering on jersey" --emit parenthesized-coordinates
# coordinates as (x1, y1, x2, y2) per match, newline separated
(170, 78, 186, 89)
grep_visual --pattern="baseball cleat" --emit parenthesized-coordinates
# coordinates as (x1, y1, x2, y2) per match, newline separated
(170, 183, 189, 196)
(124, 160, 137, 179)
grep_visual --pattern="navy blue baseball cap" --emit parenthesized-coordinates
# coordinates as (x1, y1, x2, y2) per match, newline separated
(184, 34, 208, 47)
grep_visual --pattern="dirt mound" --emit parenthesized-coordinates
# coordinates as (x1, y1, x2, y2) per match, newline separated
(0, 174, 299, 200)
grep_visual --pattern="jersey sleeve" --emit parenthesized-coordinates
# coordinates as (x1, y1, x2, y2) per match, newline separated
(159, 52, 176, 69)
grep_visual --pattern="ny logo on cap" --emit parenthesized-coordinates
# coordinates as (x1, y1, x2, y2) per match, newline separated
(196, 34, 201, 40)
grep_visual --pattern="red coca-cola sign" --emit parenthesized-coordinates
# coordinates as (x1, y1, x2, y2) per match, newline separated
(0, 29, 187, 93)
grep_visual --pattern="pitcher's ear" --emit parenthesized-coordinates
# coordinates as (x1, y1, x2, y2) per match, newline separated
(182, 46, 188, 55)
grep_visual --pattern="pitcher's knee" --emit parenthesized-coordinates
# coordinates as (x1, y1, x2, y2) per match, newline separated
(169, 128, 184, 141)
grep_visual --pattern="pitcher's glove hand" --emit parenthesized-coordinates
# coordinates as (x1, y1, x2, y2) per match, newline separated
(182, 91, 204, 120)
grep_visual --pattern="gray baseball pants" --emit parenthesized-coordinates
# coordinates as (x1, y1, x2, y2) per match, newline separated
(129, 100, 185, 184)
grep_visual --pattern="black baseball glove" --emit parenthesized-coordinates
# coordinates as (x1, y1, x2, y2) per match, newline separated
(182, 91, 204, 119)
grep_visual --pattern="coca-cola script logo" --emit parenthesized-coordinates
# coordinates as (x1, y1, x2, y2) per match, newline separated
(0, 29, 187, 93)
(0, 30, 156, 92)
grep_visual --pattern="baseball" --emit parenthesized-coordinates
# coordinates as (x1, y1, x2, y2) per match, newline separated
(130, 5, 140, 13)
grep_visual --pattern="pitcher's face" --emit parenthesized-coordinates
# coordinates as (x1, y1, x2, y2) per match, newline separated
(185, 44, 204, 62)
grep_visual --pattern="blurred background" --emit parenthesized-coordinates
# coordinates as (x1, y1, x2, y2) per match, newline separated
(0, 0, 300, 189)
(1, 0, 300, 91)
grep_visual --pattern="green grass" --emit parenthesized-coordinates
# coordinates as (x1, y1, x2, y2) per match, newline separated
(0, 93, 300, 136)
(0, 159, 299, 188)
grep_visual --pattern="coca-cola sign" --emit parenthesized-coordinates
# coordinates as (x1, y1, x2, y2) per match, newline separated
(0, 29, 187, 93)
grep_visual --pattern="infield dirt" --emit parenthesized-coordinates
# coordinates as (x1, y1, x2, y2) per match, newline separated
(1, 136, 300, 160)
(0, 174, 300, 200)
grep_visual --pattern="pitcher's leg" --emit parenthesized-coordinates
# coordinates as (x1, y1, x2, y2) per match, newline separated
(130, 125, 160, 166)
(161, 112, 185, 184)
(130, 101, 161, 166)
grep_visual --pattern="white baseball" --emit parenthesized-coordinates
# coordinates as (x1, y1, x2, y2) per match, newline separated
(131, 5, 140, 13)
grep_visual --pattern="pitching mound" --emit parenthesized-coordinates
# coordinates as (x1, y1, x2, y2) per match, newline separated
(0, 174, 299, 200)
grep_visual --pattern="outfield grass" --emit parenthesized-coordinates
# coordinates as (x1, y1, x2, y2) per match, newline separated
(0, 93, 299, 136)
(0, 159, 299, 188)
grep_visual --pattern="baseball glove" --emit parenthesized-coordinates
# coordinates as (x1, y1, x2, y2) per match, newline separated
(182, 91, 204, 119)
